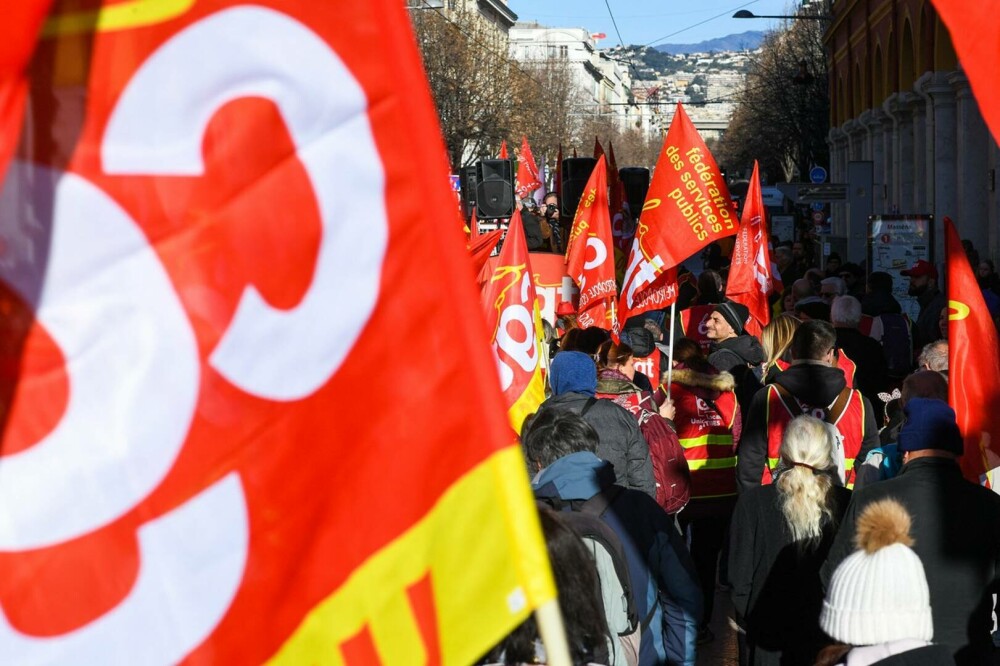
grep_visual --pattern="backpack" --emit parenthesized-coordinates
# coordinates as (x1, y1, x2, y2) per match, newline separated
(537, 488, 647, 665)
(877, 313, 913, 378)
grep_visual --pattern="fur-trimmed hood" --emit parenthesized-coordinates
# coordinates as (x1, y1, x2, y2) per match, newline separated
(668, 367, 735, 392)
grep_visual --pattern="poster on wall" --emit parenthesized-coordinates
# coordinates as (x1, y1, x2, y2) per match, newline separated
(868, 214, 934, 322)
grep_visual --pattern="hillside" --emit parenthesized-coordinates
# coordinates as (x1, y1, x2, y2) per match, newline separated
(655, 31, 765, 55)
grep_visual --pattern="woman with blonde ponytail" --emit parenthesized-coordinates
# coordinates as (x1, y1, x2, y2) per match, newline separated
(728, 416, 853, 666)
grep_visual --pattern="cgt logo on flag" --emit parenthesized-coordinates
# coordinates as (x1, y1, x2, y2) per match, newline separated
(0, 1, 553, 664)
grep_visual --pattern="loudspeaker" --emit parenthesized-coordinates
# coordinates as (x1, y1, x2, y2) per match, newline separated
(475, 159, 515, 219)
(561, 157, 597, 221)
(459, 164, 477, 221)
(619, 167, 651, 217)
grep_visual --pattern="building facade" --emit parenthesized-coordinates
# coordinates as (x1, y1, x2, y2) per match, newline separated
(827, 0, 1000, 263)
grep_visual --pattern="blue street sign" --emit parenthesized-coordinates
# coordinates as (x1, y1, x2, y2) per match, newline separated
(811, 202, 825, 211)
(809, 166, 828, 184)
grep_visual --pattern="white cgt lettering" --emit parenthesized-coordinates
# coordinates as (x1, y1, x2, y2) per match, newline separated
(103, 6, 388, 402)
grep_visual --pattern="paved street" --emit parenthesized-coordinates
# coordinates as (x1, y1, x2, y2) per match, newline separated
(697, 586, 738, 665)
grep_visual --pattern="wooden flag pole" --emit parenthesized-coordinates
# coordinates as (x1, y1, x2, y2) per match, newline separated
(536, 599, 572, 666)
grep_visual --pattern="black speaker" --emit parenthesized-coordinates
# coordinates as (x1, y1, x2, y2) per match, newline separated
(475, 159, 515, 219)
(459, 164, 477, 221)
(561, 157, 597, 222)
(619, 167, 651, 217)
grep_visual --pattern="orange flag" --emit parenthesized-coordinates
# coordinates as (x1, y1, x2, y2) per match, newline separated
(565, 155, 618, 331)
(515, 135, 542, 197)
(0, 1, 555, 663)
(930, 2, 1000, 143)
(619, 103, 737, 323)
(498, 139, 509, 159)
(945, 216, 1000, 483)
(726, 162, 774, 336)
(483, 210, 547, 431)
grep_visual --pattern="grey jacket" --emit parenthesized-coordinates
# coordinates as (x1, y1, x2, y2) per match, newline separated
(541, 391, 656, 497)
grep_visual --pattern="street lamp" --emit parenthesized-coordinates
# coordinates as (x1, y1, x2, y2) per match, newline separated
(732, 9, 830, 20)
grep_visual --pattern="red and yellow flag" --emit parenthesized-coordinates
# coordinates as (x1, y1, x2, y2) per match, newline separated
(945, 217, 1000, 483)
(0, 1, 554, 663)
(483, 210, 548, 432)
(565, 155, 618, 331)
(515, 135, 542, 198)
(930, 1, 1000, 144)
(726, 161, 774, 336)
(619, 103, 736, 323)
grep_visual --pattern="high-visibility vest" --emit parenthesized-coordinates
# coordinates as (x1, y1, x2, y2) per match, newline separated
(774, 350, 856, 387)
(763, 384, 866, 488)
(679, 305, 715, 354)
(671, 382, 739, 499)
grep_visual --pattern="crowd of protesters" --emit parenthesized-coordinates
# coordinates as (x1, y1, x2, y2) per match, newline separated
(479, 237, 1000, 666)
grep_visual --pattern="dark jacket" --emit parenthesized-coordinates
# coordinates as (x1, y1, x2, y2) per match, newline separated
(729, 483, 853, 666)
(533, 452, 702, 665)
(737, 363, 880, 493)
(835, 327, 889, 407)
(835, 643, 955, 665)
(521, 211, 544, 251)
(913, 286, 946, 351)
(822, 458, 1000, 665)
(541, 392, 656, 498)
(861, 289, 903, 316)
(708, 334, 765, 423)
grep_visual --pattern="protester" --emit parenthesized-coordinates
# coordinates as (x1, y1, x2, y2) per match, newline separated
(543, 351, 656, 497)
(480, 508, 614, 665)
(596, 339, 691, 515)
(759, 313, 801, 383)
(665, 337, 741, 646)
(704, 300, 765, 421)
(737, 320, 879, 491)
(916, 339, 948, 373)
(831, 295, 888, 407)
(900, 260, 946, 351)
(977, 259, 1000, 294)
(819, 276, 846, 302)
(728, 415, 852, 666)
(525, 409, 703, 666)
(691, 270, 724, 306)
(822, 399, 1000, 664)
(815, 499, 954, 665)
(861, 271, 903, 317)
(823, 253, 843, 278)
(838, 263, 865, 300)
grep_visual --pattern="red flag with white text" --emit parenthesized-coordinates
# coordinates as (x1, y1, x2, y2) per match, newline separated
(619, 103, 735, 323)
(565, 155, 618, 331)
(0, 1, 555, 663)
(945, 216, 1000, 483)
(483, 210, 548, 430)
(515, 135, 542, 198)
(930, 1, 1000, 144)
(726, 162, 774, 336)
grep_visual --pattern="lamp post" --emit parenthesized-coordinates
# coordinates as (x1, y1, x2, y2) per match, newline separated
(732, 9, 831, 20)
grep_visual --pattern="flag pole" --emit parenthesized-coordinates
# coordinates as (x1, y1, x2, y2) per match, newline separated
(665, 300, 677, 401)
(536, 599, 572, 666)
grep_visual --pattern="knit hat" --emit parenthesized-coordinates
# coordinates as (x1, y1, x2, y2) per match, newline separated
(820, 499, 933, 646)
(549, 351, 597, 397)
(712, 301, 750, 335)
(897, 398, 963, 455)
(620, 326, 655, 357)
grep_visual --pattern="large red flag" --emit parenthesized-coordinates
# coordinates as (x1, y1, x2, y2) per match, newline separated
(483, 210, 547, 431)
(0, 1, 555, 663)
(726, 161, 774, 336)
(930, 2, 1000, 144)
(945, 217, 1000, 483)
(619, 103, 736, 323)
(565, 155, 618, 331)
(515, 135, 542, 198)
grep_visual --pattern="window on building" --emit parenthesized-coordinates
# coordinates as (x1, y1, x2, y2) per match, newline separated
(548, 45, 557, 58)
(559, 45, 568, 59)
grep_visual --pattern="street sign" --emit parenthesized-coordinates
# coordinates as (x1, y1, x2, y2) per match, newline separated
(797, 183, 848, 202)
(809, 166, 828, 183)
(811, 202, 825, 211)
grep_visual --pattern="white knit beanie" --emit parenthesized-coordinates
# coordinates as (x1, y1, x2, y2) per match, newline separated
(820, 499, 933, 646)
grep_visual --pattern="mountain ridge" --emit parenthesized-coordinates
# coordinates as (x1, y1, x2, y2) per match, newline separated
(654, 30, 766, 54)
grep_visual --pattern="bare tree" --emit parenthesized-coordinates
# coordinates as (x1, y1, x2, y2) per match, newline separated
(717, 16, 829, 182)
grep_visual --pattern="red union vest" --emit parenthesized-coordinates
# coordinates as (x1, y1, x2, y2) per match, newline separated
(763, 383, 866, 488)
(680, 305, 715, 354)
(671, 383, 739, 499)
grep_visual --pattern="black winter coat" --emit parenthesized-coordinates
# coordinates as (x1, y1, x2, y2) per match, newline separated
(835, 327, 889, 407)
(708, 334, 765, 425)
(729, 483, 853, 666)
(822, 458, 1000, 665)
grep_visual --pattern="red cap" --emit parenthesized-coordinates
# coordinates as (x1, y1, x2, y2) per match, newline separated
(555, 301, 576, 316)
(900, 259, 938, 280)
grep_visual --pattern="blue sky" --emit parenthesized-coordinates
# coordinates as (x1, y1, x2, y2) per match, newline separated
(506, 0, 802, 47)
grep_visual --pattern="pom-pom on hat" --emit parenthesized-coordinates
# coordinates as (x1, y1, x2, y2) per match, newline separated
(820, 499, 933, 646)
